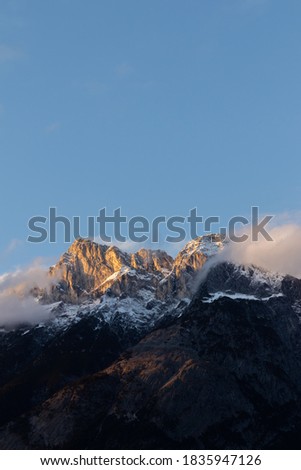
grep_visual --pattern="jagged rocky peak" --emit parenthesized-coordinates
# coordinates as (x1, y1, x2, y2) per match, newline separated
(54, 238, 122, 273)
(49, 238, 130, 302)
(130, 249, 173, 273)
(47, 235, 226, 303)
(68, 237, 130, 270)
(174, 233, 225, 273)
(158, 234, 226, 299)
(49, 239, 175, 303)
(173, 234, 225, 282)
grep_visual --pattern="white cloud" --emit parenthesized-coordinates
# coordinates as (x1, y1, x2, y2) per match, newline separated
(0, 295, 50, 329)
(0, 238, 23, 262)
(0, 261, 58, 329)
(271, 210, 301, 227)
(0, 264, 49, 294)
(220, 224, 301, 278)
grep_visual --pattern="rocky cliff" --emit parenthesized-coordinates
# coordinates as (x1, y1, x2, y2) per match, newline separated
(47, 235, 225, 303)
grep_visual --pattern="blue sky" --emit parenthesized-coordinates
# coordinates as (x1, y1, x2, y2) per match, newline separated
(1, 0, 301, 272)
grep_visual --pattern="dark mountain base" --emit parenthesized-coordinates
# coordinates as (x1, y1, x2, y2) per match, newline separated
(1, 287, 301, 449)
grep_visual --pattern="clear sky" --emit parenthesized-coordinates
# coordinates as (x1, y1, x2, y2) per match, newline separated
(1, 0, 301, 272)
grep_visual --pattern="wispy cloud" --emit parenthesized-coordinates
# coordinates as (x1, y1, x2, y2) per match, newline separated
(0, 44, 23, 62)
(0, 238, 23, 262)
(271, 210, 301, 227)
(4, 238, 22, 255)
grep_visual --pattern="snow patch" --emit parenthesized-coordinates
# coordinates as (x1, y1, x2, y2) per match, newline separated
(202, 291, 284, 303)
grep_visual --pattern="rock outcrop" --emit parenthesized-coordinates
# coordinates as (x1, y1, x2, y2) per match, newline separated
(47, 235, 225, 303)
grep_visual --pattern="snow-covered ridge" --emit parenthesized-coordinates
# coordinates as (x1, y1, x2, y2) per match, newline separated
(234, 264, 284, 291)
(2, 236, 220, 331)
(203, 291, 284, 303)
(197, 261, 286, 306)
(0, 235, 291, 333)
(181, 234, 225, 258)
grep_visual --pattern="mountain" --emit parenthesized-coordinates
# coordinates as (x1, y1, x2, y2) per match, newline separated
(48, 239, 173, 302)
(46, 235, 224, 304)
(1, 235, 301, 449)
(0, 236, 224, 434)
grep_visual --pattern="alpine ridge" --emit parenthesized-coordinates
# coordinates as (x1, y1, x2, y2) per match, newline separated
(47, 234, 225, 304)
(1, 234, 301, 450)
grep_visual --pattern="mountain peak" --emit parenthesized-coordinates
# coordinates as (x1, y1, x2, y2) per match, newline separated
(131, 248, 173, 273)
(48, 235, 226, 303)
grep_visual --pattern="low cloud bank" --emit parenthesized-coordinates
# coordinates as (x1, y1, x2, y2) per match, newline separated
(221, 224, 301, 278)
(0, 263, 55, 329)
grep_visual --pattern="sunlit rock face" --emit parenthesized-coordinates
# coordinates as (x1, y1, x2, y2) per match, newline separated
(49, 239, 131, 301)
(158, 234, 225, 299)
(47, 235, 225, 303)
